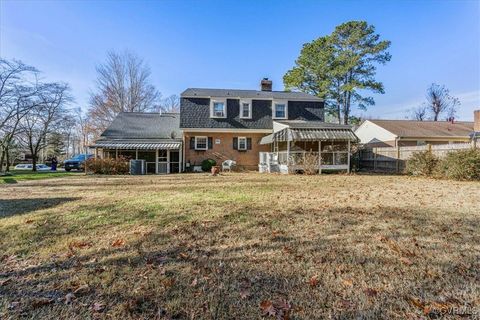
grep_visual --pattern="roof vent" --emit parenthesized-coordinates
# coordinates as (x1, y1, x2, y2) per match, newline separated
(261, 78, 272, 91)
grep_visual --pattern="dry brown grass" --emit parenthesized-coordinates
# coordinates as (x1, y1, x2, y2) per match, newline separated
(0, 173, 479, 319)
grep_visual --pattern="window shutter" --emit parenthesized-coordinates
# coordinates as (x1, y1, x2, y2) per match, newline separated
(190, 137, 195, 150)
(247, 138, 252, 150)
(233, 137, 238, 150)
(208, 137, 213, 149)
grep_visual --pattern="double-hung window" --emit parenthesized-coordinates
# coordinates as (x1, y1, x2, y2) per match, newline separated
(273, 101, 288, 119)
(195, 136, 208, 150)
(240, 100, 252, 119)
(238, 137, 247, 151)
(210, 99, 227, 118)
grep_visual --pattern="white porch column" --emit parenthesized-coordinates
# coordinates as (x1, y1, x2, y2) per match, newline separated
(94, 148, 98, 159)
(286, 140, 290, 167)
(135, 148, 138, 160)
(155, 149, 159, 174)
(179, 146, 182, 173)
(115, 148, 118, 159)
(347, 140, 351, 174)
(167, 150, 170, 174)
(318, 140, 322, 175)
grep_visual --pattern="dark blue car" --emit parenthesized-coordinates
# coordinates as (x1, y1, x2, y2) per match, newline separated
(63, 154, 94, 171)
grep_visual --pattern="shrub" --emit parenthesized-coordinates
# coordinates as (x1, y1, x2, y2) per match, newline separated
(405, 151, 438, 176)
(86, 157, 129, 175)
(436, 149, 480, 181)
(297, 152, 319, 175)
(201, 159, 216, 172)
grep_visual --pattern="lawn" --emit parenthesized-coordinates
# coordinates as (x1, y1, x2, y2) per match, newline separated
(0, 173, 479, 319)
(0, 170, 77, 185)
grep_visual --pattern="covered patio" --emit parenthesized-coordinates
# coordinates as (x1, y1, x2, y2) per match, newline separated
(90, 140, 182, 174)
(258, 121, 358, 174)
(89, 112, 183, 174)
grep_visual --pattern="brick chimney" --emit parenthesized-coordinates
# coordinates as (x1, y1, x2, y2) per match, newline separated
(260, 78, 272, 91)
(474, 110, 480, 132)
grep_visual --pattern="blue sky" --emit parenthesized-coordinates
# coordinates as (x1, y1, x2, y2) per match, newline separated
(1, 0, 479, 120)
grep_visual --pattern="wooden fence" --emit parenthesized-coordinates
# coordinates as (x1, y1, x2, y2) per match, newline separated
(358, 142, 475, 172)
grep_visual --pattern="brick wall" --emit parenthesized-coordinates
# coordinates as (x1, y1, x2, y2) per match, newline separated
(183, 131, 270, 170)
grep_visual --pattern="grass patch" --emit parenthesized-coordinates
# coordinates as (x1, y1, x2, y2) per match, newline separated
(0, 173, 479, 319)
(0, 170, 77, 184)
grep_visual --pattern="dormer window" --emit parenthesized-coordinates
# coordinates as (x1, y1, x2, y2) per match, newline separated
(273, 100, 288, 119)
(210, 98, 227, 118)
(240, 100, 252, 119)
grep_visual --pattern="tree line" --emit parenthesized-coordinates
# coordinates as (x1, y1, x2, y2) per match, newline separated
(284, 20, 460, 123)
(1, 21, 462, 172)
(0, 51, 177, 172)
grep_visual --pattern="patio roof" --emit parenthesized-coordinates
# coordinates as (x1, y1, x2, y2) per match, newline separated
(90, 140, 181, 150)
(260, 127, 358, 144)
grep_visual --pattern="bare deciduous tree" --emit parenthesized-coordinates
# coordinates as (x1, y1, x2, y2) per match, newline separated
(156, 94, 180, 113)
(410, 105, 428, 121)
(425, 83, 460, 121)
(0, 59, 40, 171)
(88, 50, 160, 135)
(18, 83, 73, 171)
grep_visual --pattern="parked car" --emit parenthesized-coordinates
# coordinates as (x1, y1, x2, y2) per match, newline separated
(14, 163, 51, 171)
(63, 154, 94, 171)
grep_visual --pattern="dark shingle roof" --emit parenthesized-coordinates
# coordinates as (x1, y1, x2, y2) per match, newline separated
(99, 112, 182, 140)
(368, 120, 474, 138)
(181, 88, 323, 101)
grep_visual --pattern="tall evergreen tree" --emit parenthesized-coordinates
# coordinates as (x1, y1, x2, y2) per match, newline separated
(284, 21, 391, 124)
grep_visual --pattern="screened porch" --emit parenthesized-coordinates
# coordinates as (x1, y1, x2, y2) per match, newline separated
(91, 140, 182, 174)
(258, 124, 358, 174)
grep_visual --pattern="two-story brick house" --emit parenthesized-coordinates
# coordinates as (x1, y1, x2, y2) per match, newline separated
(180, 79, 327, 171)
(92, 79, 358, 174)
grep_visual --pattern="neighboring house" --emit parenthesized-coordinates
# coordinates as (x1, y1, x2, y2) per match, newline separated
(91, 78, 359, 174)
(355, 119, 474, 147)
(91, 112, 183, 173)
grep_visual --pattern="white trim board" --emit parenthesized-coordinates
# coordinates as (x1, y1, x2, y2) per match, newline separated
(182, 128, 272, 133)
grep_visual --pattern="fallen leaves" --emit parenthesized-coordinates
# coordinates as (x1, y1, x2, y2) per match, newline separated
(65, 293, 76, 304)
(260, 299, 292, 319)
(378, 235, 415, 257)
(68, 240, 92, 250)
(309, 275, 319, 287)
(73, 284, 89, 294)
(111, 239, 125, 247)
(399, 257, 413, 266)
(363, 287, 378, 297)
(342, 279, 353, 287)
(0, 278, 12, 286)
(239, 288, 250, 299)
(260, 300, 276, 317)
(31, 297, 54, 308)
(91, 302, 105, 312)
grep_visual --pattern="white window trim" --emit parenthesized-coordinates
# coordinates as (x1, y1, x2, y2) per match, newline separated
(238, 136, 247, 151)
(210, 98, 227, 118)
(239, 99, 252, 119)
(272, 100, 288, 119)
(194, 136, 208, 150)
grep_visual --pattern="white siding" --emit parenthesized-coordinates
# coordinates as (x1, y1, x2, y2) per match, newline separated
(355, 120, 397, 145)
